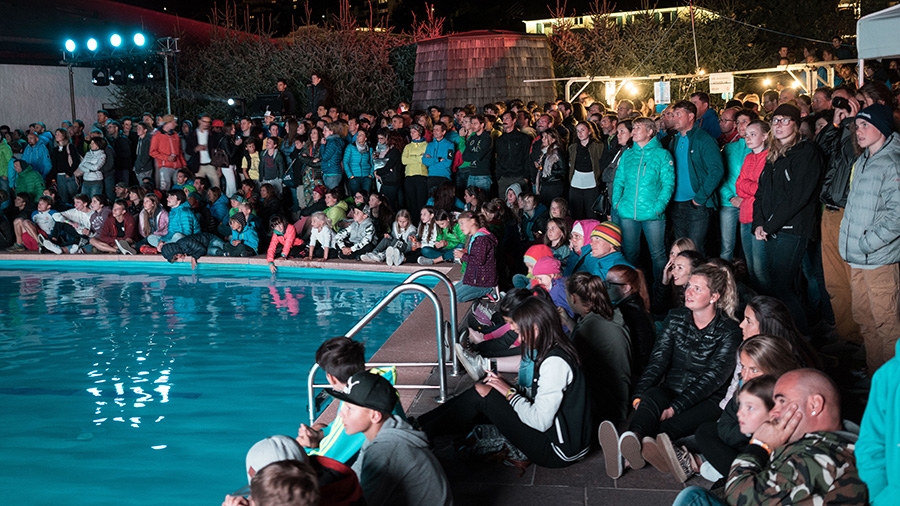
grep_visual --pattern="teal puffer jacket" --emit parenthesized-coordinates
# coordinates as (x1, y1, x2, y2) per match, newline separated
(612, 137, 675, 222)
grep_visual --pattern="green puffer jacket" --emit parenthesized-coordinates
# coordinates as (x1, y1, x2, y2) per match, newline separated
(612, 137, 675, 221)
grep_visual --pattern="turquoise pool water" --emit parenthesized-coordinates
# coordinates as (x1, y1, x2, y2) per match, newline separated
(0, 263, 422, 505)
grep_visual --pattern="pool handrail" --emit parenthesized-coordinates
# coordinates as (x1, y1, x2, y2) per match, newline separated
(308, 281, 450, 424)
(399, 269, 459, 376)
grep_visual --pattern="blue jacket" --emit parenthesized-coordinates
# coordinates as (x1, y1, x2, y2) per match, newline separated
(422, 137, 455, 179)
(23, 143, 52, 178)
(321, 135, 345, 177)
(566, 245, 632, 278)
(231, 225, 259, 251)
(857, 339, 900, 505)
(161, 202, 200, 242)
(342, 143, 374, 178)
(209, 195, 230, 223)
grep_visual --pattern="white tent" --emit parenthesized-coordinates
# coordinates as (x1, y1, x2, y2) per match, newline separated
(856, 4, 900, 60)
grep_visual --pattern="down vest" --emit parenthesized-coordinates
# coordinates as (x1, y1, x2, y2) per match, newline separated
(839, 133, 900, 267)
(633, 307, 741, 415)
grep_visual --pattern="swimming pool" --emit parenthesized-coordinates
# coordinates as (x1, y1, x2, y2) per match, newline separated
(0, 263, 422, 505)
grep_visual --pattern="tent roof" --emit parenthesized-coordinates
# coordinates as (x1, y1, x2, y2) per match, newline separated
(857, 3, 900, 60)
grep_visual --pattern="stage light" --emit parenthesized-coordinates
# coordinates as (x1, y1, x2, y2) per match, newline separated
(65, 39, 76, 52)
(87, 38, 98, 51)
(763, 78, 772, 87)
(110, 34, 122, 47)
(109, 68, 126, 84)
(134, 33, 146, 46)
(227, 98, 236, 106)
(92, 68, 109, 86)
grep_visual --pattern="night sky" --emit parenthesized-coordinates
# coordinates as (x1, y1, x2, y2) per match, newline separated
(109, 0, 682, 33)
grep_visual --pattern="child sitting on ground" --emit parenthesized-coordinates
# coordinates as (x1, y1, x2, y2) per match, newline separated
(417, 209, 465, 265)
(512, 243, 554, 288)
(12, 196, 56, 252)
(224, 213, 258, 257)
(544, 217, 571, 266)
(531, 256, 573, 318)
(334, 206, 376, 260)
(403, 206, 440, 264)
(361, 209, 416, 266)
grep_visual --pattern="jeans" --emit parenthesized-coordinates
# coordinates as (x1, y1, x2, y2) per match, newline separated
(346, 176, 371, 196)
(629, 385, 722, 440)
(104, 176, 116, 200)
(420, 246, 454, 261)
(764, 232, 809, 333)
(669, 201, 712, 255)
(801, 239, 834, 326)
(454, 281, 492, 302)
(82, 180, 104, 198)
(323, 174, 342, 191)
(455, 169, 470, 195)
(672, 487, 727, 506)
(467, 175, 492, 193)
(158, 167, 177, 191)
(718, 206, 739, 261)
(619, 217, 667, 287)
(57, 174, 79, 205)
(740, 223, 769, 291)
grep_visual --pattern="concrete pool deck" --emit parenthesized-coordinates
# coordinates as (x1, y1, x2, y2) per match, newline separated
(1, 250, 706, 506)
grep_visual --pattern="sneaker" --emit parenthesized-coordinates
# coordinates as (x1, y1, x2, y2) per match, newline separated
(418, 256, 434, 265)
(657, 433, 694, 483)
(699, 460, 724, 482)
(389, 247, 402, 266)
(641, 436, 670, 473)
(116, 240, 137, 255)
(140, 245, 157, 255)
(6, 243, 25, 252)
(39, 236, 63, 255)
(384, 247, 396, 266)
(360, 253, 379, 263)
(598, 420, 623, 479)
(619, 431, 645, 470)
(485, 286, 501, 303)
(394, 249, 405, 265)
(454, 342, 487, 381)
(68, 244, 81, 254)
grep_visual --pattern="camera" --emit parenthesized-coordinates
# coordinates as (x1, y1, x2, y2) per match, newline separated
(832, 96, 852, 113)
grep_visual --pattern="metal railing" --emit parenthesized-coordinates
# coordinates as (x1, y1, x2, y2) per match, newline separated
(305, 270, 459, 424)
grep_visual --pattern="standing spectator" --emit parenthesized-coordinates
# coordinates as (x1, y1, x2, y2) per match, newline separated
(753, 104, 823, 334)
(667, 100, 724, 255)
(375, 132, 404, 211)
(320, 122, 345, 191)
(186, 114, 220, 188)
(690, 92, 722, 139)
(718, 108, 753, 262)
(495, 111, 533, 199)
(402, 124, 428, 218)
(612, 117, 674, 287)
(11, 160, 44, 201)
(567, 121, 605, 220)
(78, 137, 107, 198)
(306, 73, 330, 118)
(462, 115, 493, 193)
(149, 115, 187, 191)
(51, 128, 81, 205)
(421, 122, 454, 194)
(259, 137, 287, 197)
(133, 123, 154, 185)
(534, 129, 568, 209)
(838, 104, 900, 374)
(734, 119, 771, 291)
(23, 131, 51, 179)
(276, 78, 296, 117)
(343, 129, 374, 196)
(106, 121, 132, 186)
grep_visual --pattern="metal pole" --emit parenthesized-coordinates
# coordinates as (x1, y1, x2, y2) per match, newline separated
(400, 269, 459, 376)
(163, 53, 172, 114)
(68, 64, 76, 123)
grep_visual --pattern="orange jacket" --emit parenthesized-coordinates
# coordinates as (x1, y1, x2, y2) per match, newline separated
(267, 223, 304, 262)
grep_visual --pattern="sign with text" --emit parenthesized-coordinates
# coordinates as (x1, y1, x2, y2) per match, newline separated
(654, 81, 671, 104)
(708, 72, 734, 94)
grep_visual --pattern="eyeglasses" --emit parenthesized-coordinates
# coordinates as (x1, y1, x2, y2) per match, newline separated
(719, 118, 734, 123)
(771, 117, 794, 125)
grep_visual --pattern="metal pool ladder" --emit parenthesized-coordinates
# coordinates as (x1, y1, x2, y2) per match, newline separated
(305, 269, 459, 424)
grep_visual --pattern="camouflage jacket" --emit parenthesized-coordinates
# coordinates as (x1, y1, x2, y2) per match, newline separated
(725, 431, 868, 505)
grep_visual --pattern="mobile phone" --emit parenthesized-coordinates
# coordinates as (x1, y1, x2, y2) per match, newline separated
(832, 96, 852, 113)
(490, 359, 498, 374)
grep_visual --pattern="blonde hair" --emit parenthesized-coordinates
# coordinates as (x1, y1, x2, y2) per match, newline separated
(691, 263, 739, 320)
(766, 119, 800, 163)
(310, 211, 331, 229)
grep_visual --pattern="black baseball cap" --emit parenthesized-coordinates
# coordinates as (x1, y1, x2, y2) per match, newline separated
(326, 372, 397, 413)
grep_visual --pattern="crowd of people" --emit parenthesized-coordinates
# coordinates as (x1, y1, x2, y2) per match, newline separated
(2, 55, 900, 504)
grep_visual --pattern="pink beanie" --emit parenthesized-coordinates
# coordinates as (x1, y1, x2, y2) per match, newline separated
(532, 256, 561, 277)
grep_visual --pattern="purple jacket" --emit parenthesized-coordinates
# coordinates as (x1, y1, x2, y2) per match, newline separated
(461, 228, 498, 287)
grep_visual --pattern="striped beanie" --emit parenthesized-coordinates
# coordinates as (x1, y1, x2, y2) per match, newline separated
(591, 221, 622, 248)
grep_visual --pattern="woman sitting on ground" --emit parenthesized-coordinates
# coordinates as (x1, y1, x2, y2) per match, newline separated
(606, 264, 656, 381)
(453, 211, 499, 302)
(599, 263, 741, 479)
(420, 295, 591, 468)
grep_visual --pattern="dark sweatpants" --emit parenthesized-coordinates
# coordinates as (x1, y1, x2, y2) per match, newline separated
(629, 385, 722, 441)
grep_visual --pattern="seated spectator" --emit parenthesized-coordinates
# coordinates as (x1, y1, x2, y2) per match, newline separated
(46, 193, 92, 253)
(225, 213, 258, 257)
(156, 191, 200, 251)
(188, 192, 215, 234)
(453, 211, 499, 302)
(599, 264, 741, 479)
(673, 369, 868, 505)
(360, 209, 415, 266)
(89, 199, 137, 254)
(12, 160, 44, 201)
(326, 372, 453, 506)
(605, 265, 656, 379)
(208, 186, 230, 225)
(304, 211, 335, 261)
(334, 206, 376, 260)
(565, 221, 631, 279)
(519, 192, 548, 244)
(417, 209, 465, 265)
(10, 196, 56, 252)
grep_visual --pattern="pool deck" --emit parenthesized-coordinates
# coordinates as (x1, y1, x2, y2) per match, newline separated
(2, 250, 705, 506)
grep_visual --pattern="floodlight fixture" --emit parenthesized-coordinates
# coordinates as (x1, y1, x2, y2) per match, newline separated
(134, 33, 146, 46)
(87, 38, 98, 51)
(92, 68, 109, 86)
(110, 34, 122, 47)
(65, 39, 76, 52)
(227, 98, 236, 106)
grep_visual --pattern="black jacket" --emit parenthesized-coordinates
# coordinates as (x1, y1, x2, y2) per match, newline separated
(376, 147, 403, 186)
(495, 129, 533, 179)
(818, 117, 856, 209)
(634, 307, 741, 414)
(51, 143, 81, 178)
(615, 293, 656, 381)
(752, 140, 824, 240)
(134, 135, 154, 175)
(463, 131, 493, 176)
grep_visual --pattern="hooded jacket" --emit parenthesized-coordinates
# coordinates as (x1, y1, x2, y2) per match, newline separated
(839, 133, 900, 267)
(351, 416, 452, 506)
(753, 139, 823, 240)
(667, 123, 724, 208)
(461, 228, 499, 287)
(321, 135, 345, 177)
(613, 137, 675, 221)
(161, 202, 200, 243)
(857, 340, 900, 505)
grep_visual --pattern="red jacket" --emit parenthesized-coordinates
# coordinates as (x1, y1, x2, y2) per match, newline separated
(149, 130, 187, 169)
(734, 150, 768, 225)
(267, 223, 304, 262)
(97, 212, 136, 246)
